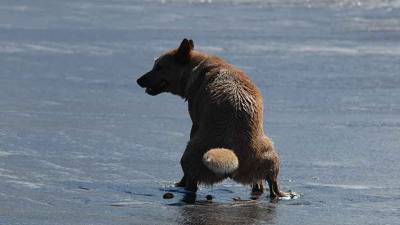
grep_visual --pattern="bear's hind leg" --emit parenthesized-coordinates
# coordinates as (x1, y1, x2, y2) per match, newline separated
(251, 180, 264, 195)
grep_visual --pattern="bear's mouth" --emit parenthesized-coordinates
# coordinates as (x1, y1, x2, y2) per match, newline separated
(145, 80, 168, 96)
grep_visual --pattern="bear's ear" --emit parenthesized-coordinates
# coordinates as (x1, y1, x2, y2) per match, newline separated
(189, 39, 194, 49)
(176, 38, 194, 63)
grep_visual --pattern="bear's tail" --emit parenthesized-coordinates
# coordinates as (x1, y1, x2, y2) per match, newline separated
(202, 148, 239, 176)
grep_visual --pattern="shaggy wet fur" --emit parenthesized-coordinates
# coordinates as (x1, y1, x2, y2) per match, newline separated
(137, 39, 289, 199)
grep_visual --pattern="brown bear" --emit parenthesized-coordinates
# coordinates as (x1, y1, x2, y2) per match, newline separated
(137, 39, 290, 199)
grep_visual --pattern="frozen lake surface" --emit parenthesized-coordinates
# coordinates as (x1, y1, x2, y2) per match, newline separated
(1, 0, 400, 224)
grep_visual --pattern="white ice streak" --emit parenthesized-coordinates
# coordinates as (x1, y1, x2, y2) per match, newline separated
(0, 168, 19, 179)
(198, 45, 224, 53)
(307, 182, 383, 190)
(0, 5, 31, 12)
(0, 150, 13, 157)
(165, 0, 400, 9)
(67, 2, 144, 12)
(0, 41, 116, 56)
(6, 180, 44, 189)
(228, 42, 400, 56)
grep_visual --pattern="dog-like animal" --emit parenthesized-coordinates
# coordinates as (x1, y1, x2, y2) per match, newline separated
(137, 39, 289, 199)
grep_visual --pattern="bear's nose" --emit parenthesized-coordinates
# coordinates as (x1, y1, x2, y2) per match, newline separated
(137, 76, 146, 87)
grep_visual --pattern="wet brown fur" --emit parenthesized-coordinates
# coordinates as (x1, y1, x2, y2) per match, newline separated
(137, 39, 288, 199)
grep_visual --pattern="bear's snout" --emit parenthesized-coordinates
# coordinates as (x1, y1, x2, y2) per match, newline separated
(137, 74, 149, 88)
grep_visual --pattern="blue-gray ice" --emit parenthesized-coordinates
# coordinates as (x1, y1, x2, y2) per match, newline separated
(1, 0, 400, 224)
